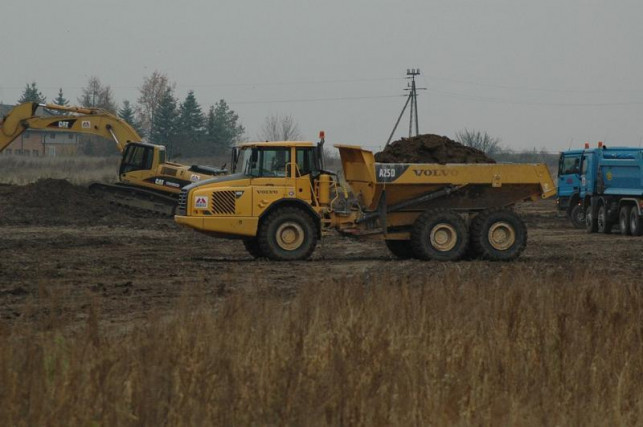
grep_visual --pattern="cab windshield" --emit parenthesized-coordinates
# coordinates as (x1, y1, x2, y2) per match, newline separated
(558, 154, 580, 175)
(240, 147, 291, 177)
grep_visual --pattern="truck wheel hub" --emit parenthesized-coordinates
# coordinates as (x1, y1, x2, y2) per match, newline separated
(430, 224, 457, 251)
(488, 222, 515, 250)
(276, 222, 304, 251)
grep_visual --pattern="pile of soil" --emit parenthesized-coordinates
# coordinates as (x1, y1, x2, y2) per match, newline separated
(0, 179, 166, 227)
(374, 134, 495, 164)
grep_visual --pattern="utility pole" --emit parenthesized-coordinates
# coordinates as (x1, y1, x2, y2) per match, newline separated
(386, 68, 425, 146)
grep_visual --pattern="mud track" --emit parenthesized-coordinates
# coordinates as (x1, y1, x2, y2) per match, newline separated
(1, 179, 641, 327)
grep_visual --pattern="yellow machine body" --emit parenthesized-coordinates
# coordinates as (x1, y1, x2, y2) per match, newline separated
(1, 103, 225, 201)
(175, 141, 556, 239)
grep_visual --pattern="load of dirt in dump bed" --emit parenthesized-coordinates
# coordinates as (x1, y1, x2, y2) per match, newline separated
(0, 179, 165, 227)
(374, 134, 496, 164)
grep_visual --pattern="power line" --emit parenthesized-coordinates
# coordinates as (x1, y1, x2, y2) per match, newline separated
(228, 94, 404, 105)
(426, 88, 643, 107)
(422, 74, 643, 95)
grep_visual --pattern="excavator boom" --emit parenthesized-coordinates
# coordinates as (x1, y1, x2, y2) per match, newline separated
(1, 102, 141, 154)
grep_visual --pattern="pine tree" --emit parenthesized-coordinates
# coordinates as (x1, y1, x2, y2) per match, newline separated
(205, 100, 245, 155)
(52, 88, 69, 107)
(118, 100, 143, 136)
(17, 82, 46, 104)
(150, 87, 179, 157)
(177, 91, 205, 156)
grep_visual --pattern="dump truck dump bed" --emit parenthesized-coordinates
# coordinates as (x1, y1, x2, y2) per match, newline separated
(336, 145, 556, 211)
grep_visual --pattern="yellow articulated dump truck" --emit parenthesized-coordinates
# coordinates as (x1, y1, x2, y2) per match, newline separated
(174, 134, 556, 261)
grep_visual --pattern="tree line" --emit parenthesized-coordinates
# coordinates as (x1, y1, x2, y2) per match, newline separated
(16, 72, 244, 157)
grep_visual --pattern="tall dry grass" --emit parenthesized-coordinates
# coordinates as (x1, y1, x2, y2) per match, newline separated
(0, 156, 119, 185)
(1, 266, 642, 425)
(0, 155, 230, 186)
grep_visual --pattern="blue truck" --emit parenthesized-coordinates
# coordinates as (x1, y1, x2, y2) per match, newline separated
(573, 146, 643, 235)
(557, 149, 585, 228)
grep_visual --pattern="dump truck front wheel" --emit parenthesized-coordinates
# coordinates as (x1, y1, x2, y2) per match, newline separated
(257, 207, 317, 261)
(411, 209, 468, 261)
(243, 238, 264, 258)
(385, 240, 416, 259)
(569, 204, 585, 229)
(471, 209, 526, 261)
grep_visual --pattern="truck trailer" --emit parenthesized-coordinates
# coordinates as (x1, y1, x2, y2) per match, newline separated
(174, 136, 556, 261)
(580, 145, 643, 235)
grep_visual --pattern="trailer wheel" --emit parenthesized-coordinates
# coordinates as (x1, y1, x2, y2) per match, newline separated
(585, 204, 597, 233)
(257, 207, 317, 261)
(411, 210, 468, 261)
(385, 240, 416, 259)
(471, 209, 527, 261)
(243, 238, 264, 258)
(568, 204, 586, 229)
(630, 208, 643, 236)
(619, 206, 632, 236)
(597, 203, 611, 234)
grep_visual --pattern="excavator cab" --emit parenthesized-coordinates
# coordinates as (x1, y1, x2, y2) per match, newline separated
(119, 143, 162, 175)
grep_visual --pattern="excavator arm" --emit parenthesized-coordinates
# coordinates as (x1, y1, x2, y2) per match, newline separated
(1, 102, 142, 154)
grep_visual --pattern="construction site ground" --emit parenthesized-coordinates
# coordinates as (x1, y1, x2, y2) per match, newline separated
(0, 179, 641, 327)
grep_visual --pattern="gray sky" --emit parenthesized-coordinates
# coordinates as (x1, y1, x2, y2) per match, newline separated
(2, 0, 643, 153)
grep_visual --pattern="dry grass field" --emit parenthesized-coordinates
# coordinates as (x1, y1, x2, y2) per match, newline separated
(2, 270, 642, 425)
(1, 158, 642, 425)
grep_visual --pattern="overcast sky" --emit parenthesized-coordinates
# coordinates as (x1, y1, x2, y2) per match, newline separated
(2, 0, 642, 153)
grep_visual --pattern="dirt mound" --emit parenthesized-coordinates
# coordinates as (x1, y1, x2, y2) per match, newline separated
(0, 179, 165, 227)
(374, 134, 495, 164)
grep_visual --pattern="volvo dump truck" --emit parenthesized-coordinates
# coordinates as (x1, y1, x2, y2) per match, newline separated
(174, 134, 556, 261)
(580, 144, 643, 236)
(1, 102, 225, 214)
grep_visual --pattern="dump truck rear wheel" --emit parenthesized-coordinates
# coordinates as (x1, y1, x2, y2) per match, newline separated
(471, 209, 526, 261)
(630, 208, 643, 236)
(569, 204, 585, 229)
(619, 206, 631, 236)
(411, 210, 468, 261)
(597, 203, 611, 234)
(243, 238, 263, 258)
(385, 240, 416, 259)
(258, 207, 317, 261)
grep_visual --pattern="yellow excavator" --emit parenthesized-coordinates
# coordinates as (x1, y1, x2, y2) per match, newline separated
(0, 102, 226, 214)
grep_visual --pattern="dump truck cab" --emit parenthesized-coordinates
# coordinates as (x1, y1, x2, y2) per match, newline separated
(557, 149, 584, 227)
(175, 140, 330, 242)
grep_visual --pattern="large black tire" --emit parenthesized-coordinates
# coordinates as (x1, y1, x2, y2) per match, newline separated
(470, 208, 527, 261)
(411, 209, 468, 261)
(257, 207, 318, 261)
(630, 208, 643, 236)
(385, 240, 416, 259)
(619, 206, 632, 236)
(568, 204, 586, 229)
(597, 203, 611, 234)
(243, 238, 263, 258)
(585, 204, 597, 234)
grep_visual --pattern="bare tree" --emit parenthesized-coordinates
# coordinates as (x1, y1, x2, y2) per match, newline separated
(258, 113, 302, 141)
(136, 71, 174, 137)
(78, 76, 117, 112)
(455, 129, 502, 156)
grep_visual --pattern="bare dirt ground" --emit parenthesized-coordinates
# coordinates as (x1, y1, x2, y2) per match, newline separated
(1, 179, 641, 327)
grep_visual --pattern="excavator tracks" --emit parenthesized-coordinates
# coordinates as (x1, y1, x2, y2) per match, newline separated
(89, 183, 178, 217)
